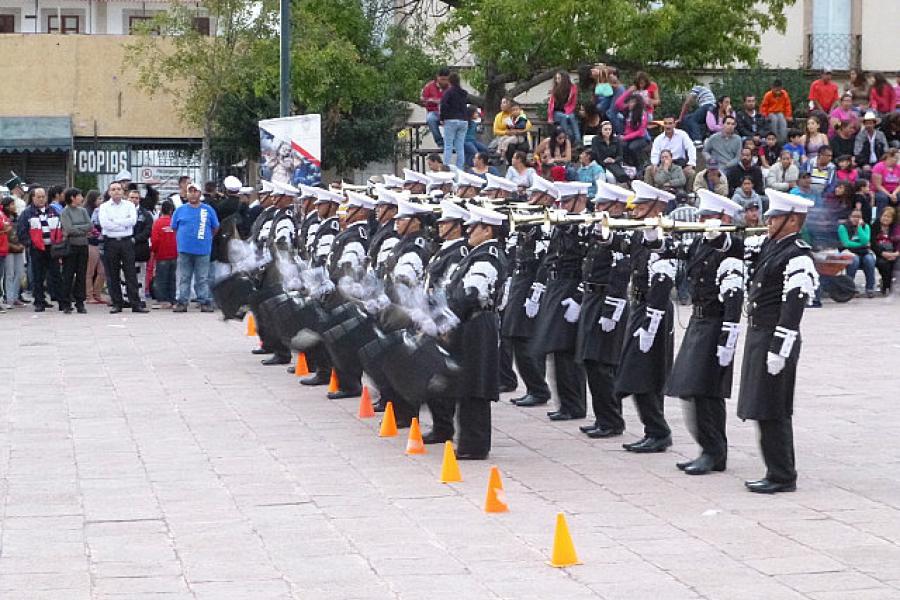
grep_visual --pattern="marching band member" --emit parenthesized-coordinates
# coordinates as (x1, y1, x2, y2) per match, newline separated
(297, 184, 321, 263)
(368, 186, 401, 278)
(402, 169, 429, 195)
(665, 189, 745, 474)
(530, 181, 592, 422)
(381, 174, 405, 190)
(426, 171, 456, 199)
(454, 170, 486, 199)
(576, 182, 633, 438)
(739, 190, 817, 494)
(483, 173, 519, 201)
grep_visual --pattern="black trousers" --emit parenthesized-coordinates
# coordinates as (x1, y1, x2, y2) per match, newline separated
(584, 360, 623, 431)
(61, 245, 88, 308)
(499, 336, 518, 389)
(306, 344, 331, 376)
(257, 316, 290, 359)
(105, 237, 141, 309)
(426, 397, 456, 437)
(457, 397, 491, 456)
(508, 336, 551, 400)
(632, 391, 671, 439)
(29, 247, 61, 306)
(382, 384, 415, 428)
(552, 352, 586, 417)
(685, 396, 727, 459)
(758, 418, 796, 484)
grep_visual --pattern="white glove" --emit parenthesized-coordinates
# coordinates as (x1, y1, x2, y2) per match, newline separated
(314, 279, 336, 298)
(717, 321, 741, 366)
(716, 345, 736, 367)
(498, 278, 511, 311)
(704, 218, 722, 240)
(363, 293, 390, 314)
(561, 298, 581, 323)
(766, 351, 786, 376)
(524, 282, 545, 319)
(599, 316, 617, 332)
(435, 307, 460, 335)
(633, 307, 664, 353)
(419, 318, 438, 337)
(643, 225, 660, 242)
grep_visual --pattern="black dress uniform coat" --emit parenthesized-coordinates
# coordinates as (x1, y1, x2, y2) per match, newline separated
(737, 233, 817, 421)
(310, 215, 340, 268)
(575, 233, 631, 365)
(298, 211, 320, 262)
(666, 233, 745, 399)
(381, 232, 434, 300)
(327, 221, 370, 282)
(368, 222, 400, 276)
(500, 224, 548, 338)
(425, 238, 469, 292)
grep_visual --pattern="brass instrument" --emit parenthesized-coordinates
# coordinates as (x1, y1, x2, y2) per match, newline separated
(507, 209, 769, 235)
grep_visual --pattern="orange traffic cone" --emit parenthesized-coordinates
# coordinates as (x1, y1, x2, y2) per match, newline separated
(548, 513, 581, 568)
(484, 466, 508, 513)
(327, 369, 340, 393)
(379, 402, 398, 437)
(439, 441, 462, 483)
(357, 386, 375, 418)
(405, 418, 426, 455)
(294, 352, 310, 376)
(245, 313, 257, 336)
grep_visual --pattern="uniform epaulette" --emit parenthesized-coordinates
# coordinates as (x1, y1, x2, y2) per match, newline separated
(359, 226, 368, 239)
(415, 237, 427, 248)
(795, 239, 811, 249)
(488, 245, 499, 257)
(460, 246, 469, 257)
(329, 219, 340, 231)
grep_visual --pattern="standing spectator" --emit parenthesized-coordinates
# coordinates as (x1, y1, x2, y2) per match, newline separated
(16, 185, 62, 312)
(83, 190, 106, 304)
(800, 146, 836, 197)
(420, 67, 449, 148)
(705, 95, 735, 135)
(463, 105, 488, 167)
(782, 129, 807, 165)
(758, 131, 782, 169)
(591, 121, 628, 183)
(725, 147, 765, 196)
(678, 83, 717, 143)
(760, 79, 793, 143)
(129, 189, 153, 302)
(845, 69, 869, 108)
(439, 71, 469, 170)
(830, 119, 857, 161)
(828, 93, 859, 137)
(647, 149, 686, 195)
(703, 116, 742, 168)
(735, 94, 768, 141)
(98, 182, 147, 314)
(534, 128, 572, 174)
(575, 148, 605, 196)
(873, 206, 898, 294)
(614, 92, 650, 169)
(58, 188, 91, 314)
(547, 71, 581, 143)
(692, 160, 729, 197)
(871, 148, 900, 217)
(766, 150, 800, 192)
(732, 176, 763, 209)
(854, 112, 888, 174)
(837, 208, 876, 296)
(47, 185, 65, 214)
(868, 73, 896, 115)
(171, 182, 219, 313)
(648, 115, 696, 182)
(801, 117, 829, 162)
(150, 199, 178, 308)
(808, 69, 839, 113)
(2, 198, 25, 308)
(0, 199, 9, 311)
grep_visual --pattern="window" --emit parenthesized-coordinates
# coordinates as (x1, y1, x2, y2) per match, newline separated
(192, 17, 210, 36)
(47, 14, 80, 34)
(810, 0, 853, 70)
(0, 15, 14, 33)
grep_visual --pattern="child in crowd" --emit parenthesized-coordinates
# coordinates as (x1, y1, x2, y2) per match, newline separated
(150, 200, 178, 309)
(758, 131, 781, 169)
(782, 129, 807, 165)
(854, 180, 875, 223)
(732, 175, 763, 208)
(834, 155, 859, 186)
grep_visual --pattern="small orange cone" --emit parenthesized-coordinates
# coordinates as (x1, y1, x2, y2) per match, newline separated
(379, 402, 398, 437)
(484, 466, 508, 513)
(357, 386, 375, 418)
(327, 369, 340, 393)
(548, 513, 581, 568)
(405, 418, 426, 455)
(245, 313, 257, 336)
(294, 352, 310, 376)
(439, 441, 462, 483)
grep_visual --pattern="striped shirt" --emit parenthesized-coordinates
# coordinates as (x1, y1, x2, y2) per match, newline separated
(690, 85, 716, 107)
(38, 208, 52, 246)
(668, 205, 701, 244)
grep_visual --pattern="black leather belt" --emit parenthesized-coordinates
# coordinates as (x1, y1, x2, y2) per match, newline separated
(748, 316, 776, 329)
(583, 282, 608, 294)
(692, 306, 723, 319)
(631, 290, 646, 303)
(548, 271, 579, 281)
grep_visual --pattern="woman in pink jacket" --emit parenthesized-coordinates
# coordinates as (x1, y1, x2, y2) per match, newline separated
(614, 91, 650, 169)
(548, 71, 581, 143)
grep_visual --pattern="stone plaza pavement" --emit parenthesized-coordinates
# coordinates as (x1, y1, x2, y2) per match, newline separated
(1, 298, 899, 600)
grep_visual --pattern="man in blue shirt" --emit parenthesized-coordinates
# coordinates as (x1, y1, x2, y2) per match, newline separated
(171, 181, 219, 312)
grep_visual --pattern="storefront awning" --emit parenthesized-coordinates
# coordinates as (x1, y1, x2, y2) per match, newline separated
(0, 116, 73, 153)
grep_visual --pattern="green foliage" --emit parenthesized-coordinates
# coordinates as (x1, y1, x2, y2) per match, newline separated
(710, 67, 812, 117)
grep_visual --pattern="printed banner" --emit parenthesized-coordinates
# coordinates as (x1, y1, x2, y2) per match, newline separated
(259, 114, 322, 187)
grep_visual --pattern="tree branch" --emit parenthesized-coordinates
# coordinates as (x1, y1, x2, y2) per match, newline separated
(504, 67, 560, 98)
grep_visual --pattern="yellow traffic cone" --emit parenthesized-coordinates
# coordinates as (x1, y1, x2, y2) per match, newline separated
(245, 313, 257, 336)
(484, 466, 508, 513)
(379, 402, 398, 437)
(439, 441, 462, 483)
(548, 513, 581, 567)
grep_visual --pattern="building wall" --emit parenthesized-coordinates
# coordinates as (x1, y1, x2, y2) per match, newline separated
(0, 34, 200, 139)
(858, 0, 899, 72)
(756, 1, 808, 68)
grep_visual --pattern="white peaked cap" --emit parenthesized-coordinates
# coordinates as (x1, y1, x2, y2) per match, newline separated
(437, 200, 470, 222)
(298, 184, 320, 199)
(527, 174, 560, 199)
(313, 187, 344, 205)
(555, 181, 592, 198)
(395, 198, 432, 218)
(279, 181, 299, 197)
(455, 170, 486, 188)
(484, 173, 518, 192)
(427, 171, 456, 190)
(382, 174, 405, 188)
(115, 169, 133, 182)
(239, 186, 254, 195)
(594, 181, 632, 203)
(403, 168, 430, 185)
(464, 203, 508, 227)
(259, 180, 274, 194)
(223, 175, 243, 192)
(764, 189, 815, 217)
(697, 188, 742, 217)
(631, 180, 676, 203)
(345, 190, 375, 210)
(376, 185, 407, 206)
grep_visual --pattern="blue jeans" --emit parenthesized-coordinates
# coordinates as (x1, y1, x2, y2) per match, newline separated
(608, 110, 625, 135)
(595, 96, 613, 118)
(847, 252, 876, 292)
(553, 111, 581, 143)
(176, 252, 211, 305)
(443, 119, 467, 169)
(426, 111, 443, 147)
(154, 259, 177, 303)
(464, 139, 488, 166)
(4, 252, 25, 304)
(683, 105, 713, 142)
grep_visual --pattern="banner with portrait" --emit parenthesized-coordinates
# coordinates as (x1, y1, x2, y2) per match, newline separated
(259, 114, 322, 187)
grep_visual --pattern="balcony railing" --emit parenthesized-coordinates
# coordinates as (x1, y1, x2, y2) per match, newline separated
(806, 33, 861, 71)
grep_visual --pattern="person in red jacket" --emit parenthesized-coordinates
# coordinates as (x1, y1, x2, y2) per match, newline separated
(150, 199, 178, 308)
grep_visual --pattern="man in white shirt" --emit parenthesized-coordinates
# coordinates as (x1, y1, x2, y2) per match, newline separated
(98, 182, 148, 313)
(647, 115, 697, 184)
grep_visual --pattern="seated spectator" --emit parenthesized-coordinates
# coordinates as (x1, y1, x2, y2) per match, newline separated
(830, 119, 857, 164)
(854, 180, 875, 223)
(869, 72, 896, 115)
(790, 172, 819, 203)
(647, 149, 686, 195)
(703, 115, 742, 168)
(648, 115, 696, 182)
(760, 79, 793, 143)
(591, 121, 628, 182)
(801, 117, 830, 163)
(505, 150, 537, 192)
(603, 67, 628, 133)
(783, 129, 807, 165)
(427, 153, 449, 173)
(834, 155, 859, 187)
(845, 69, 869, 107)
(614, 92, 650, 168)
(575, 148, 605, 196)
(579, 102, 603, 137)
(548, 71, 580, 143)
(693, 159, 729, 197)
(873, 206, 898, 294)
(735, 94, 767, 142)
(809, 69, 839, 114)
(732, 176, 763, 209)
(705, 95, 735, 135)
(150, 199, 178, 308)
(758, 131, 781, 169)
(828, 93, 859, 137)
(469, 152, 500, 179)
(838, 208, 877, 296)
(628, 71, 661, 118)
(882, 112, 900, 149)
(581, 63, 615, 119)
(743, 138, 760, 166)
(738, 198, 763, 228)
(492, 99, 532, 163)
(800, 146, 836, 197)
(854, 112, 888, 174)
(678, 83, 717, 143)
(420, 67, 449, 148)
(871, 148, 900, 217)
(829, 181, 857, 222)
(725, 147, 765, 196)
(766, 150, 799, 192)
(534, 128, 573, 174)
(463, 105, 488, 167)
